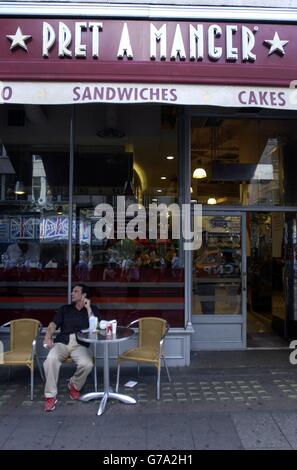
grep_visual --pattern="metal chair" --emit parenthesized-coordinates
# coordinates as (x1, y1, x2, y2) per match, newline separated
(116, 317, 171, 400)
(0, 318, 44, 400)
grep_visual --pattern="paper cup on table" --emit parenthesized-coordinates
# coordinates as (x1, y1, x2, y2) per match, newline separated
(99, 320, 107, 330)
(111, 320, 117, 335)
(106, 322, 113, 335)
(89, 315, 98, 332)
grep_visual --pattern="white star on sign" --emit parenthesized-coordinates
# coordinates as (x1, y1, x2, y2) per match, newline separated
(6, 27, 32, 51)
(264, 32, 289, 56)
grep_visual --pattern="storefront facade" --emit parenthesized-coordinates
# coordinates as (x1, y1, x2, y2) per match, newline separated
(1, 2, 297, 364)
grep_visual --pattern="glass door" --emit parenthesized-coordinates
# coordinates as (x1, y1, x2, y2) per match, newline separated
(191, 211, 247, 350)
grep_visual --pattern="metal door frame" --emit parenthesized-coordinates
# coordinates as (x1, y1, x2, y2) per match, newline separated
(191, 207, 247, 349)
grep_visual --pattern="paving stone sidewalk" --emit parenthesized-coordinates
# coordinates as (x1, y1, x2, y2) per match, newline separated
(0, 349, 297, 450)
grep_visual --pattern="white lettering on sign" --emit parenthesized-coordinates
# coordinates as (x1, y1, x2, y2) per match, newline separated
(208, 24, 222, 60)
(150, 24, 167, 60)
(189, 24, 204, 61)
(58, 22, 72, 57)
(42, 21, 103, 58)
(37, 21, 262, 62)
(75, 22, 87, 58)
(242, 25, 257, 62)
(89, 22, 103, 58)
(42, 22, 55, 57)
(117, 23, 133, 59)
(170, 24, 186, 61)
(226, 25, 238, 61)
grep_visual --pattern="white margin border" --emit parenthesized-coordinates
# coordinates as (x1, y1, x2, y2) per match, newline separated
(0, 2, 297, 23)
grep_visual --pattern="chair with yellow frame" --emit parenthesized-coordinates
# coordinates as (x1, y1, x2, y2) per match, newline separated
(0, 318, 44, 400)
(115, 317, 171, 400)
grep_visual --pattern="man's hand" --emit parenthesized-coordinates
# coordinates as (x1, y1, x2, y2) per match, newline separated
(83, 297, 91, 312)
(44, 321, 56, 349)
(44, 337, 54, 349)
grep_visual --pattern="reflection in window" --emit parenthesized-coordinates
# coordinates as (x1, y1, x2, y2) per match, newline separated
(190, 118, 295, 206)
(192, 216, 242, 315)
(73, 104, 183, 327)
(0, 105, 70, 325)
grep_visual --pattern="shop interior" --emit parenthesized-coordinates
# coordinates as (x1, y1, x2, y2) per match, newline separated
(191, 112, 297, 347)
(1, 103, 297, 345)
(247, 212, 290, 348)
(0, 103, 183, 327)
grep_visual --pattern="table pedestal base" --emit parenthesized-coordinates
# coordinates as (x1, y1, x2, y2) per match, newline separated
(81, 391, 137, 415)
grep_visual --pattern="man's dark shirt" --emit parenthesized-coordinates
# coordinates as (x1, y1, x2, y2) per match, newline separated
(52, 303, 100, 347)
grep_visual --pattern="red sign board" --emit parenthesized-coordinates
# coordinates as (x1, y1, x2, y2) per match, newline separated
(0, 18, 296, 85)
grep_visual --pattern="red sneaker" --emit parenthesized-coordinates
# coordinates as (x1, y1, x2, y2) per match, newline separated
(68, 382, 80, 400)
(44, 397, 57, 412)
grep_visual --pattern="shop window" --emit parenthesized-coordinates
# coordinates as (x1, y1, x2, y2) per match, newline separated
(73, 103, 184, 327)
(190, 117, 297, 207)
(0, 105, 71, 325)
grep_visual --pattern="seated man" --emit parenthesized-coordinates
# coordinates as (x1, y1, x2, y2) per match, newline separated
(43, 283, 99, 412)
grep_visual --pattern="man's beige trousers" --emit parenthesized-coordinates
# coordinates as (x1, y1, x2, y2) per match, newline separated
(44, 334, 93, 398)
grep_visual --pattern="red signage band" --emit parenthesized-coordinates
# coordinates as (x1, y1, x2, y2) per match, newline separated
(0, 18, 297, 85)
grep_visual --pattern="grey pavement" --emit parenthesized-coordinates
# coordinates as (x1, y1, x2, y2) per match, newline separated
(1, 349, 297, 450)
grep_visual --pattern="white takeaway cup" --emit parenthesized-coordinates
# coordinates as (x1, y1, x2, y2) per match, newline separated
(111, 320, 117, 335)
(99, 320, 108, 330)
(89, 315, 98, 332)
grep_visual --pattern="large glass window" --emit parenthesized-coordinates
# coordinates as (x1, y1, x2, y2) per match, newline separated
(0, 105, 71, 325)
(191, 116, 297, 206)
(0, 103, 184, 327)
(73, 104, 184, 326)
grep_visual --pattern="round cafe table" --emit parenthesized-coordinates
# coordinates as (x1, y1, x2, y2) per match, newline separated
(77, 327, 137, 415)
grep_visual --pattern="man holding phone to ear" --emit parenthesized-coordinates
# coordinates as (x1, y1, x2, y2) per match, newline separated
(43, 283, 99, 412)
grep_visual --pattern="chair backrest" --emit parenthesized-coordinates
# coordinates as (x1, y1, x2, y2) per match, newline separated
(10, 319, 41, 352)
(138, 317, 168, 351)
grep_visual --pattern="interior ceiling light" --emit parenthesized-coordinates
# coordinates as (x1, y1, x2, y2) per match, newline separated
(96, 128, 125, 138)
(166, 155, 174, 160)
(193, 167, 207, 179)
(14, 180, 25, 195)
(207, 197, 217, 205)
(161, 176, 167, 180)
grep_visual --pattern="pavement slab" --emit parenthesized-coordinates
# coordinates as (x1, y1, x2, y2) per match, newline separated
(1, 415, 64, 450)
(1, 350, 297, 450)
(272, 412, 297, 450)
(231, 412, 292, 449)
(190, 414, 243, 450)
